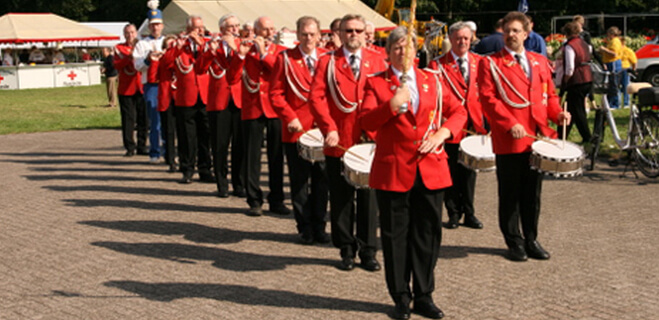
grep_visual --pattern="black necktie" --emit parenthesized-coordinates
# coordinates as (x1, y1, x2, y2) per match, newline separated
(457, 57, 467, 82)
(515, 54, 528, 77)
(307, 56, 315, 75)
(349, 54, 359, 78)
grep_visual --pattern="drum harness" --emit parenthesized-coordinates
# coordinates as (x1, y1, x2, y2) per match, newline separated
(327, 53, 359, 113)
(283, 50, 310, 103)
(486, 56, 530, 108)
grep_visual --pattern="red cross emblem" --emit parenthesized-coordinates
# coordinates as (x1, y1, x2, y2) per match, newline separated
(0, 75, 4, 84)
(67, 71, 77, 80)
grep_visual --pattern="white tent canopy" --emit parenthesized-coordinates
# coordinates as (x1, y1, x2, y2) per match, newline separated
(0, 13, 119, 44)
(148, 0, 395, 34)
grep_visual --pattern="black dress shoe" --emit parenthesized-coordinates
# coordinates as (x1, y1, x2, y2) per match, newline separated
(217, 190, 230, 198)
(360, 256, 381, 272)
(124, 150, 135, 157)
(199, 173, 216, 183)
(179, 173, 193, 184)
(413, 301, 444, 319)
(463, 215, 484, 229)
(526, 240, 550, 260)
(390, 302, 411, 320)
(444, 215, 460, 229)
(313, 232, 331, 244)
(337, 256, 355, 271)
(269, 204, 291, 215)
(167, 164, 178, 173)
(508, 245, 528, 262)
(299, 233, 314, 245)
(232, 189, 247, 198)
(246, 206, 263, 217)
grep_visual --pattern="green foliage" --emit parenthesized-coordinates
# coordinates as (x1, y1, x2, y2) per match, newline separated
(0, 84, 120, 135)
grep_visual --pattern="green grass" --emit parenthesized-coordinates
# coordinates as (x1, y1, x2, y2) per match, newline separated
(0, 84, 120, 135)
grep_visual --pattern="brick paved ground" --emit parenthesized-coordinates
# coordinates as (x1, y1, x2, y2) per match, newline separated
(0, 129, 657, 320)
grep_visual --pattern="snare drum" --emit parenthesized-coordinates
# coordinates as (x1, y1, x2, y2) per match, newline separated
(342, 143, 375, 188)
(458, 135, 496, 172)
(530, 139, 585, 178)
(297, 129, 325, 162)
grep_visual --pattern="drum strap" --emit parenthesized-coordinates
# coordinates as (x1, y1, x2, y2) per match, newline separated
(327, 53, 358, 113)
(486, 56, 530, 108)
(283, 51, 310, 102)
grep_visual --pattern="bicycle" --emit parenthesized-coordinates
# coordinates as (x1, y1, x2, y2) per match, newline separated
(588, 64, 659, 178)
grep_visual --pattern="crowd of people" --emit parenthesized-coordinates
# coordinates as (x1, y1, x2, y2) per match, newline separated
(1, 46, 97, 66)
(111, 8, 575, 319)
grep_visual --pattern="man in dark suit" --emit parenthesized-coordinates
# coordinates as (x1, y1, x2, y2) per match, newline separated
(473, 19, 504, 55)
(478, 11, 571, 262)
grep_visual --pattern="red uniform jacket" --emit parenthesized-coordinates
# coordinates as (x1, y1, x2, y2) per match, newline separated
(309, 48, 388, 157)
(155, 48, 177, 112)
(360, 67, 467, 192)
(197, 39, 243, 112)
(227, 43, 286, 120)
(169, 39, 209, 107)
(478, 49, 562, 154)
(270, 46, 327, 143)
(428, 52, 487, 143)
(113, 42, 142, 96)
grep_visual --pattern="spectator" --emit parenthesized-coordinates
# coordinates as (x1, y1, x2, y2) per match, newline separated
(620, 37, 638, 108)
(81, 49, 92, 61)
(28, 46, 46, 64)
(473, 19, 504, 55)
(599, 26, 623, 109)
(524, 15, 547, 56)
(2, 48, 13, 66)
(101, 47, 118, 108)
(52, 49, 66, 64)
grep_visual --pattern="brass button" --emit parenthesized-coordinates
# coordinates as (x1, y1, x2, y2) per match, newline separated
(412, 126, 417, 130)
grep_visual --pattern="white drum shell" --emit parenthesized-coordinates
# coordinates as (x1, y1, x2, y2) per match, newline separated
(530, 140, 585, 178)
(297, 129, 325, 162)
(458, 135, 496, 172)
(342, 143, 375, 189)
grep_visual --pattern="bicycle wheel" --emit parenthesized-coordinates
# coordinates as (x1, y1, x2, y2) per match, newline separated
(631, 110, 659, 178)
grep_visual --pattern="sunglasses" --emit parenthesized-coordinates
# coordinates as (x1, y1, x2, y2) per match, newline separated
(343, 28, 365, 34)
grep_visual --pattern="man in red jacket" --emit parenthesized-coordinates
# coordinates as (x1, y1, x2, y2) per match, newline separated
(228, 16, 289, 216)
(270, 16, 329, 245)
(428, 21, 486, 230)
(361, 26, 467, 320)
(478, 12, 571, 262)
(198, 14, 246, 198)
(170, 15, 213, 184)
(310, 14, 387, 272)
(114, 24, 147, 157)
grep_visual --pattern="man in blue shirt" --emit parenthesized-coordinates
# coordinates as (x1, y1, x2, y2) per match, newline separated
(524, 16, 547, 56)
(473, 19, 504, 55)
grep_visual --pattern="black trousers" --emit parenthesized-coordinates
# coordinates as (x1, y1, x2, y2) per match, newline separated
(325, 156, 378, 259)
(495, 153, 542, 248)
(444, 142, 477, 219)
(160, 103, 177, 167)
(559, 82, 593, 143)
(377, 171, 444, 305)
(284, 143, 329, 236)
(209, 101, 245, 194)
(119, 93, 148, 153)
(174, 96, 211, 177)
(243, 116, 284, 208)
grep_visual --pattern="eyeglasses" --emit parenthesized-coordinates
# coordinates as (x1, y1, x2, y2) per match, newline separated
(343, 29, 365, 34)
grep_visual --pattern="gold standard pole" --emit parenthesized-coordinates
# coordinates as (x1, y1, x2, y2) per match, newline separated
(398, 0, 417, 114)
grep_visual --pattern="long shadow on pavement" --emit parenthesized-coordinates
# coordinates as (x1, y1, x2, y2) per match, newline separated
(64, 199, 249, 215)
(92, 242, 335, 271)
(439, 245, 508, 260)
(50, 185, 214, 198)
(104, 280, 389, 313)
(80, 220, 297, 245)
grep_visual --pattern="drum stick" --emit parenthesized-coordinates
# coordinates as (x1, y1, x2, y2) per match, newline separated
(301, 130, 369, 162)
(525, 133, 559, 146)
(461, 128, 479, 136)
(561, 101, 567, 150)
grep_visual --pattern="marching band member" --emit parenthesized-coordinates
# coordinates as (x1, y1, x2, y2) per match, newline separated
(361, 26, 466, 320)
(133, 4, 165, 164)
(228, 16, 290, 216)
(309, 14, 387, 272)
(428, 21, 486, 230)
(270, 16, 330, 245)
(197, 14, 246, 198)
(170, 15, 213, 184)
(154, 35, 179, 173)
(114, 23, 147, 157)
(364, 21, 387, 58)
(478, 11, 571, 262)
